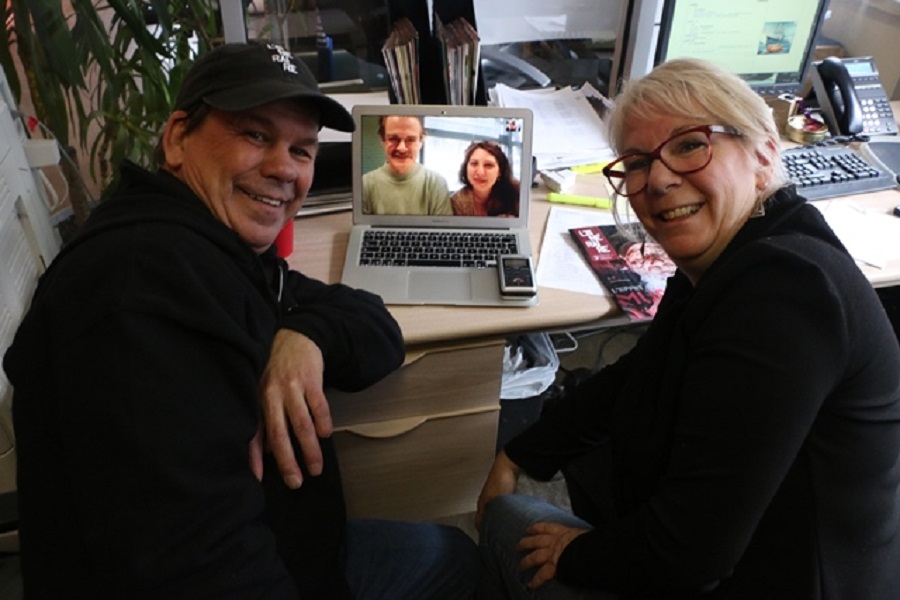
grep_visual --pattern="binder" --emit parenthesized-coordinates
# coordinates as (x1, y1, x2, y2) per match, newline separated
(384, 0, 486, 105)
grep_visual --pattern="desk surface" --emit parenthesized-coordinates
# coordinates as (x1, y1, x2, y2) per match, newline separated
(287, 180, 900, 347)
(834, 187, 900, 286)
(287, 194, 626, 348)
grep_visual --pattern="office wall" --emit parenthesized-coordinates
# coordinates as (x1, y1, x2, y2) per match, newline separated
(820, 0, 900, 100)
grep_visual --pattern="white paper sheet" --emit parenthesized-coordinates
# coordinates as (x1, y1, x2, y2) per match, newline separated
(812, 200, 900, 269)
(489, 83, 614, 170)
(536, 205, 617, 295)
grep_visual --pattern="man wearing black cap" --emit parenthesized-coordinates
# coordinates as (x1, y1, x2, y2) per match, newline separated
(4, 42, 477, 598)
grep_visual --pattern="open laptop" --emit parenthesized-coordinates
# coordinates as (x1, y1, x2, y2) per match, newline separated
(340, 104, 537, 306)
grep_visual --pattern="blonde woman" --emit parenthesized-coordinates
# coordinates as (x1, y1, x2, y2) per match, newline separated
(477, 58, 900, 599)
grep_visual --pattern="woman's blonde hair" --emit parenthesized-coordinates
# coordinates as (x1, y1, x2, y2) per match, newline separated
(607, 58, 788, 229)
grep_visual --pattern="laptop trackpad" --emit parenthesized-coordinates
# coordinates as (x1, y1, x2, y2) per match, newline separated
(408, 271, 472, 302)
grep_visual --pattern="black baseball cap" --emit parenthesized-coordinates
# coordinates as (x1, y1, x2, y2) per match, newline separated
(174, 42, 355, 132)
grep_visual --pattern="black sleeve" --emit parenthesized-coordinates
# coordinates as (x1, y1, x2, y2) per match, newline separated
(8, 236, 296, 596)
(504, 348, 637, 480)
(554, 242, 867, 592)
(278, 265, 405, 392)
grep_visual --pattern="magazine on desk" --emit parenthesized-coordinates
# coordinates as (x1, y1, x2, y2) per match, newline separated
(570, 225, 676, 320)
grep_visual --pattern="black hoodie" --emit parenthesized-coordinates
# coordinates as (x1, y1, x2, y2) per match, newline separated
(4, 162, 404, 598)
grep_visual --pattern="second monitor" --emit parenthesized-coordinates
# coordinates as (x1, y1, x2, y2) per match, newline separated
(655, 0, 830, 98)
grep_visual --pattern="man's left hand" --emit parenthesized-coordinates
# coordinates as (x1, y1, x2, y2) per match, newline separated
(251, 329, 333, 489)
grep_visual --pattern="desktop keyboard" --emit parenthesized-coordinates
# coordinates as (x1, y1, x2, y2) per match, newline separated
(359, 230, 519, 267)
(781, 145, 897, 201)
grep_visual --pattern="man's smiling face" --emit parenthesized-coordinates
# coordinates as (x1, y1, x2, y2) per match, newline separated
(381, 116, 424, 176)
(163, 99, 319, 253)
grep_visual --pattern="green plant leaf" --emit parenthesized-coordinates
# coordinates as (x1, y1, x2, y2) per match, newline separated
(29, 0, 85, 89)
(10, 0, 222, 211)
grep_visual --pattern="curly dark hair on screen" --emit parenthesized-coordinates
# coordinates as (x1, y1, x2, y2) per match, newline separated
(457, 140, 520, 216)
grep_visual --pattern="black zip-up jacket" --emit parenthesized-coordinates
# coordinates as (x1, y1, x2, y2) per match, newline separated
(4, 162, 405, 598)
(507, 187, 900, 599)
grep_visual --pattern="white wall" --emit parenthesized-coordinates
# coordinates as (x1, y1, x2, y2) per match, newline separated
(821, 0, 900, 100)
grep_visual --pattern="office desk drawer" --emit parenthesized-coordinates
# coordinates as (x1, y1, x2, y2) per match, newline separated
(329, 343, 503, 426)
(328, 342, 503, 520)
(334, 408, 498, 520)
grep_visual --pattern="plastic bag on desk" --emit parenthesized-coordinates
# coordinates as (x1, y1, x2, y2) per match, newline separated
(500, 333, 560, 400)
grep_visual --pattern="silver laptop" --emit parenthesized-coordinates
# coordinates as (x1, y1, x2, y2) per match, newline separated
(340, 104, 537, 306)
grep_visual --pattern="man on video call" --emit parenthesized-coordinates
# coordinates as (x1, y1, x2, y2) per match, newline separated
(362, 115, 452, 215)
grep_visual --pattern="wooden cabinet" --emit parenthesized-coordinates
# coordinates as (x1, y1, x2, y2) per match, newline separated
(329, 342, 503, 520)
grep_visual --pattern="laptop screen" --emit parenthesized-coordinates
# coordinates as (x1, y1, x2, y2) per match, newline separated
(351, 105, 534, 230)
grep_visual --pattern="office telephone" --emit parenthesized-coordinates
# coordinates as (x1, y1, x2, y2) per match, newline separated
(807, 56, 897, 137)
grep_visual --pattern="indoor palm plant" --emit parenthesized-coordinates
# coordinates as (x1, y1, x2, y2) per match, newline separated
(0, 0, 219, 226)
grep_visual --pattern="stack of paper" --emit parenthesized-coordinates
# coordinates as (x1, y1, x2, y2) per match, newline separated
(435, 15, 481, 106)
(489, 82, 614, 170)
(297, 192, 352, 218)
(382, 17, 421, 104)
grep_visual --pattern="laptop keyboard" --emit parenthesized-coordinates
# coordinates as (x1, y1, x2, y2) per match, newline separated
(359, 230, 519, 267)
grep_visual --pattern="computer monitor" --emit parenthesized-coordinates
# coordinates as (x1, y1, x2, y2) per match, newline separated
(474, 0, 629, 95)
(655, 0, 830, 97)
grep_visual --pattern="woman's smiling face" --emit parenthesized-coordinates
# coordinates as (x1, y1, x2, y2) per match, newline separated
(467, 148, 500, 198)
(621, 113, 769, 283)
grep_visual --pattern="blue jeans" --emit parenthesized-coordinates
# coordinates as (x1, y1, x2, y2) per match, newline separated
(345, 518, 478, 599)
(477, 495, 617, 600)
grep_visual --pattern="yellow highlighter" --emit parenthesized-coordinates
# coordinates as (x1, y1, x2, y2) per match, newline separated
(570, 161, 610, 175)
(547, 192, 611, 209)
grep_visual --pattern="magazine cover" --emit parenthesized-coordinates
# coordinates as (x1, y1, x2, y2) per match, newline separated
(570, 225, 676, 320)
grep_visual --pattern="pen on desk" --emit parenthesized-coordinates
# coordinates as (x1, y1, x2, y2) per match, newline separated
(547, 192, 611, 209)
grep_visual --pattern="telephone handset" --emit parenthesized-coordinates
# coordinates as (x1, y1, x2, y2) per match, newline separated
(807, 56, 897, 137)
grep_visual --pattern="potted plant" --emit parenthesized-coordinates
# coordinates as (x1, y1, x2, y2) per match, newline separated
(0, 0, 219, 228)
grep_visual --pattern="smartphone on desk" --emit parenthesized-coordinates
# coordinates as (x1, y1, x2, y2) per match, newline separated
(498, 254, 537, 299)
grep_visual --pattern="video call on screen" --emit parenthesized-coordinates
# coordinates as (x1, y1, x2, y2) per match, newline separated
(360, 114, 526, 218)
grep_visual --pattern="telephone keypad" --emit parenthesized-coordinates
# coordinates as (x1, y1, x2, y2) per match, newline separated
(860, 97, 896, 135)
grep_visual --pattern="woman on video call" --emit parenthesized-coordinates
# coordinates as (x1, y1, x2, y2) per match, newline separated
(450, 141, 519, 217)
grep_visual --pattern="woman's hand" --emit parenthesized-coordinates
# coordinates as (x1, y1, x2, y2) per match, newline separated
(475, 450, 521, 530)
(518, 522, 589, 589)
